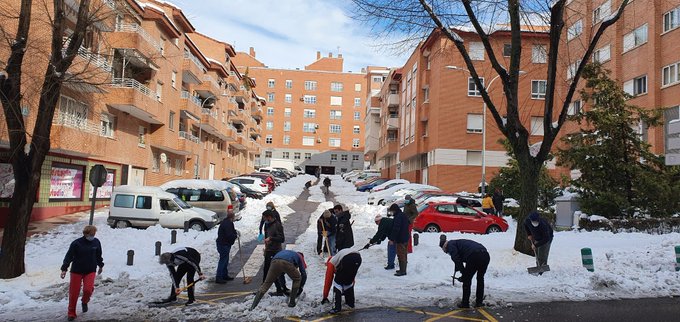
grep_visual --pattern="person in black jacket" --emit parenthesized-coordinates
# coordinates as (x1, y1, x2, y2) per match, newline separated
(316, 209, 337, 256)
(363, 214, 396, 270)
(440, 237, 490, 308)
(258, 201, 280, 239)
(261, 210, 288, 296)
(389, 203, 410, 276)
(492, 188, 505, 216)
(524, 211, 554, 268)
(158, 247, 205, 305)
(322, 177, 331, 194)
(61, 225, 104, 321)
(333, 204, 354, 251)
(215, 212, 237, 284)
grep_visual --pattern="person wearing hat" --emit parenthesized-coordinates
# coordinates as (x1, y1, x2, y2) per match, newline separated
(403, 194, 418, 253)
(60, 225, 104, 321)
(524, 211, 554, 268)
(250, 250, 307, 310)
(363, 214, 396, 270)
(333, 204, 354, 251)
(317, 209, 338, 256)
(258, 201, 281, 240)
(388, 203, 410, 276)
(158, 247, 205, 305)
(440, 237, 490, 308)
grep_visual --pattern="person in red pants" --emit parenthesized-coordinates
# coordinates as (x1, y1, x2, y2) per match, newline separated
(60, 225, 104, 321)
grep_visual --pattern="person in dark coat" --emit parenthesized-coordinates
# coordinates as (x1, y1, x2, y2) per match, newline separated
(321, 248, 362, 314)
(316, 209, 337, 256)
(333, 204, 354, 251)
(158, 247, 205, 305)
(315, 167, 321, 179)
(403, 194, 418, 253)
(322, 177, 331, 194)
(61, 225, 104, 321)
(250, 250, 307, 310)
(215, 211, 237, 283)
(388, 203, 410, 276)
(258, 201, 281, 239)
(363, 214, 396, 269)
(261, 210, 288, 295)
(492, 188, 505, 216)
(440, 237, 490, 308)
(524, 211, 554, 267)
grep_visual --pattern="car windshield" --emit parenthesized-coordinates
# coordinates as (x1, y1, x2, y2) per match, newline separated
(417, 203, 429, 212)
(174, 197, 191, 209)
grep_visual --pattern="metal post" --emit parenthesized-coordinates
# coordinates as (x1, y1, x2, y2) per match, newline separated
(581, 247, 594, 272)
(126, 250, 134, 266)
(481, 101, 487, 196)
(171, 230, 177, 244)
(155, 241, 162, 256)
(413, 233, 419, 246)
(675, 245, 680, 271)
(89, 186, 98, 225)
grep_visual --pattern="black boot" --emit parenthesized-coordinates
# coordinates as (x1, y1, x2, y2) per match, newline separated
(288, 290, 298, 307)
(394, 261, 407, 276)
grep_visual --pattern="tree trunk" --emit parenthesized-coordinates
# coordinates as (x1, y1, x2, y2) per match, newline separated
(513, 153, 541, 256)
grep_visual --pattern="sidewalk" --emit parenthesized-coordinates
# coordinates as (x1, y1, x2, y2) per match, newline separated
(0, 211, 91, 241)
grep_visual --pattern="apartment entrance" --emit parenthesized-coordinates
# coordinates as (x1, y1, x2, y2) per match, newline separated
(209, 163, 215, 180)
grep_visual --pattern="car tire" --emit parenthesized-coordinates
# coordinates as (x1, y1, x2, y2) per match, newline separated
(114, 220, 130, 229)
(425, 224, 440, 233)
(189, 220, 206, 231)
(486, 225, 502, 234)
(378, 199, 385, 206)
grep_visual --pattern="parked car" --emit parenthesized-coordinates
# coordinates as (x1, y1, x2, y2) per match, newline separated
(357, 178, 389, 192)
(351, 171, 380, 184)
(107, 186, 218, 231)
(229, 181, 264, 199)
(294, 166, 305, 175)
(393, 190, 453, 208)
(381, 185, 443, 206)
(274, 167, 296, 177)
(229, 176, 270, 195)
(249, 172, 276, 192)
(270, 169, 290, 181)
(413, 201, 509, 234)
(367, 183, 441, 205)
(160, 179, 241, 222)
(371, 179, 410, 192)
(230, 185, 248, 211)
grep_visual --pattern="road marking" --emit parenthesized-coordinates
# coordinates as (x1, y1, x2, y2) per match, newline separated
(477, 308, 499, 322)
(243, 245, 265, 278)
(396, 307, 495, 322)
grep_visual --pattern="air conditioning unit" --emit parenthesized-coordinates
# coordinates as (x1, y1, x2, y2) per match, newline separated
(317, 139, 322, 143)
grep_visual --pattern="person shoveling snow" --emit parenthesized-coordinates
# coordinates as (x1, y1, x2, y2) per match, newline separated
(524, 211, 553, 275)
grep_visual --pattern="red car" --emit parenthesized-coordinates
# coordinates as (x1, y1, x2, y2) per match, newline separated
(413, 201, 508, 234)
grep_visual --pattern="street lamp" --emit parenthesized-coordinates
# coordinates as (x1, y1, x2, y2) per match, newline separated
(445, 66, 525, 195)
(196, 95, 216, 179)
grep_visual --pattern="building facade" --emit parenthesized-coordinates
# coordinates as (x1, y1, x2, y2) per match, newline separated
(0, 0, 262, 225)
(234, 50, 367, 170)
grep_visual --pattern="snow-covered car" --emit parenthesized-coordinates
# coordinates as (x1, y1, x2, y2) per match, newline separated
(381, 186, 443, 206)
(160, 179, 241, 222)
(503, 198, 520, 208)
(371, 179, 410, 192)
(229, 176, 270, 194)
(367, 183, 441, 205)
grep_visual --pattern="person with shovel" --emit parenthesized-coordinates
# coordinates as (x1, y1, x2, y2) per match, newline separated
(321, 248, 362, 314)
(524, 211, 553, 273)
(261, 210, 288, 296)
(158, 247, 205, 306)
(258, 201, 280, 241)
(316, 209, 337, 256)
(250, 250, 307, 310)
(440, 236, 490, 308)
(362, 214, 396, 270)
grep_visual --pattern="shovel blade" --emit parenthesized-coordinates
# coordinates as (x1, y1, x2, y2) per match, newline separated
(527, 265, 550, 275)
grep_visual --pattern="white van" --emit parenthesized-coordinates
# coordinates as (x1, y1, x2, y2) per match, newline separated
(107, 186, 218, 231)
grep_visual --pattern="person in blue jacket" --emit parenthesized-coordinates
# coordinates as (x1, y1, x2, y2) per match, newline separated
(388, 203, 410, 276)
(250, 250, 307, 310)
(523, 211, 554, 268)
(440, 237, 490, 308)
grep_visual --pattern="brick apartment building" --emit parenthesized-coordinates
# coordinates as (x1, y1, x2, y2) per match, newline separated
(233, 49, 368, 174)
(0, 0, 263, 225)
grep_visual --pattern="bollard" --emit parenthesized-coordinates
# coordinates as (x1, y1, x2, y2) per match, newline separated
(413, 233, 419, 246)
(155, 241, 162, 256)
(171, 230, 177, 244)
(581, 247, 594, 272)
(675, 245, 680, 272)
(439, 234, 447, 248)
(183, 221, 190, 233)
(126, 250, 134, 266)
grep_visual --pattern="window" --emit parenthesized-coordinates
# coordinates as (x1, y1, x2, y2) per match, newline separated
(423, 87, 430, 102)
(568, 100, 581, 116)
(532, 45, 547, 64)
(623, 24, 648, 52)
(291, 152, 299, 160)
(284, 108, 291, 117)
(57, 96, 89, 129)
(354, 98, 361, 107)
(156, 81, 162, 101)
(329, 138, 341, 147)
(114, 194, 134, 208)
(330, 154, 338, 161)
(285, 94, 292, 103)
(174, 159, 183, 176)
(662, 61, 680, 87)
(567, 60, 581, 80)
(304, 109, 316, 118)
(372, 76, 383, 83)
(283, 121, 291, 132)
(355, 83, 361, 91)
(341, 154, 348, 161)
(268, 79, 275, 88)
(159, 37, 165, 56)
(331, 82, 343, 92)
(467, 114, 483, 133)
(171, 71, 177, 88)
(303, 95, 317, 104)
(593, 45, 611, 63)
(352, 155, 359, 161)
(168, 111, 175, 130)
(152, 152, 159, 172)
(304, 80, 317, 91)
(266, 121, 273, 130)
(265, 151, 272, 158)
(353, 125, 360, 134)
(469, 42, 484, 60)
(305, 153, 312, 159)
(267, 107, 274, 116)
(267, 93, 275, 102)
(531, 117, 544, 136)
(567, 19, 583, 41)
(531, 80, 547, 99)
(664, 6, 680, 33)
(330, 124, 342, 133)
(354, 111, 361, 120)
(282, 152, 289, 159)
(265, 135, 273, 144)
(503, 43, 512, 57)
(285, 79, 292, 89)
(593, 0, 611, 24)
(136, 196, 152, 209)
(330, 96, 342, 106)
(303, 123, 316, 133)
(624, 75, 647, 96)
(330, 110, 342, 120)
(468, 77, 485, 96)
(100, 114, 114, 138)
(138, 126, 146, 146)
(466, 151, 482, 166)
(352, 139, 360, 148)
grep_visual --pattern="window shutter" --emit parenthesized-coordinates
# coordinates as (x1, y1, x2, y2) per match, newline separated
(623, 32, 635, 51)
(467, 114, 483, 132)
(623, 80, 634, 95)
(330, 96, 342, 106)
(469, 42, 484, 60)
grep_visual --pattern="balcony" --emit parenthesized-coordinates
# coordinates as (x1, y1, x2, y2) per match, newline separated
(251, 105, 263, 119)
(364, 136, 379, 154)
(387, 93, 399, 107)
(64, 46, 112, 74)
(107, 78, 162, 124)
(183, 51, 207, 85)
(109, 23, 161, 58)
(229, 133, 248, 151)
(178, 130, 199, 152)
(377, 139, 399, 161)
(387, 115, 399, 129)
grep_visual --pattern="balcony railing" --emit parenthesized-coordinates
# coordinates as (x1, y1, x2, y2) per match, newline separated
(203, 75, 220, 90)
(181, 90, 204, 107)
(114, 23, 161, 53)
(202, 108, 218, 119)
(62, 46, 112, 72)
(111, 78, 153, 98)
(179, 131, 200, 143)
(53, 115, 102, 136)
(184, 50, 207, 73)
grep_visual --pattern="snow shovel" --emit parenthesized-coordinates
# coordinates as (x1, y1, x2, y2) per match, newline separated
(527, 245, 550, 275)
(237, 235, 253, 284)
(319, 219, 332, 258)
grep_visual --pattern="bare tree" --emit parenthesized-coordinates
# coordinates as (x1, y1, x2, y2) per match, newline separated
(352, 0, 629, 254)
(0, 0, 111, 278)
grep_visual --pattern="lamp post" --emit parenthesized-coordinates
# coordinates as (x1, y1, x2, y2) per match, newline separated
(196, 95, 216, 179)
(445, 66, 525, 195)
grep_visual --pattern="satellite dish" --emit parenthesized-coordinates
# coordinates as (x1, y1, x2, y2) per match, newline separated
(160, 153, 167, 163)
